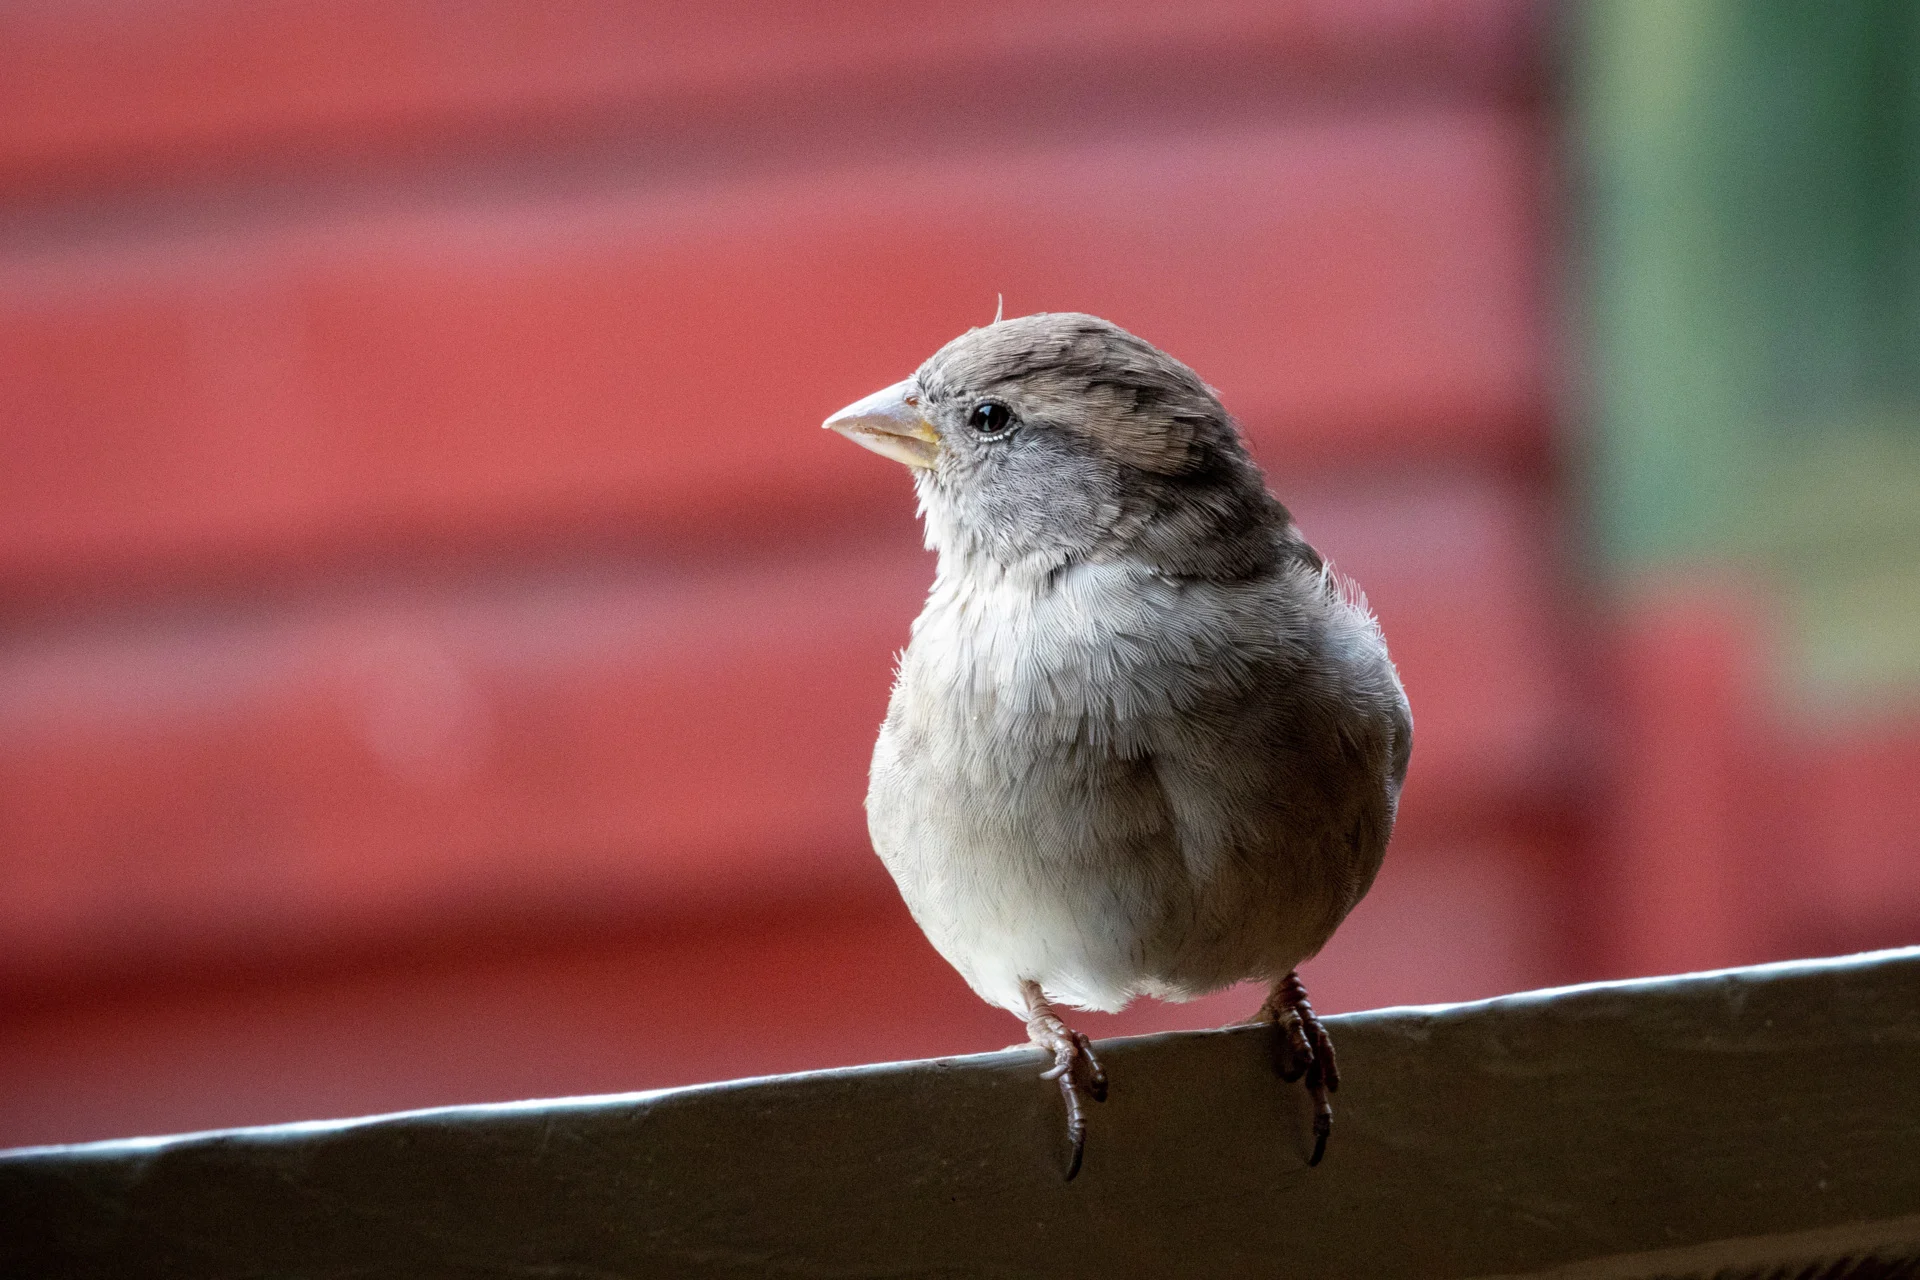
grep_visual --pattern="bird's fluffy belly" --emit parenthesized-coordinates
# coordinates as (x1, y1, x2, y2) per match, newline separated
(871, 720, 1197, 1014)
(866, 561, 1384, 1015)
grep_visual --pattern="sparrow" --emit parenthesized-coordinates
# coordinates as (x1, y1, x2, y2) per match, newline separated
(824, 313, 1411, 1179)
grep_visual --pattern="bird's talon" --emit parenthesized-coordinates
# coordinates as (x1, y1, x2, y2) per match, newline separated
(1064, 1122, 1087, 1181)
(1073, 1032, 1109, 1102)
(1021, 980, 1106, 1181)
(1054, 1054, 1092, 1181)
(1314, 1023, 1342, 1094)
(1308, 1112, 1331, 1167)
(1264, 971, 1340, 1167)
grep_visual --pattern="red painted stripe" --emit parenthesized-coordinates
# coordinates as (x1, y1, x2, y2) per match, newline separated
(2, 110, 1543, 591)
(0, 0, 1533, 188)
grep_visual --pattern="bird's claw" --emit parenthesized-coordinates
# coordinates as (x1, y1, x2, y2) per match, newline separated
(1037, 1028, 1106, 1179)
(1041, 1030, 1107, 1092)
(1021, 982, 1107, 1180)
(1264, 971, 1340, 1167)
(1275, 1007, 1315, 1083)
(1080, 1034, 1110, 1103)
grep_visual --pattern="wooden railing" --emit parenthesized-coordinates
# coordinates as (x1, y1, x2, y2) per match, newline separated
(5, 947, 1917, 1278)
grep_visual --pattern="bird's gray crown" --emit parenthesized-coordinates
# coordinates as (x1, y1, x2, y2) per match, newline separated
(908, 313, 1285, 579)
(918, 313, 1236, 477)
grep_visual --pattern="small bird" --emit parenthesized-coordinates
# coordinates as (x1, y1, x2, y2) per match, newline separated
(824, 313, 1410, 1178)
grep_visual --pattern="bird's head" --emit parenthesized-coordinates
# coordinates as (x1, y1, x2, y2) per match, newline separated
(824, 312, 1280, 578)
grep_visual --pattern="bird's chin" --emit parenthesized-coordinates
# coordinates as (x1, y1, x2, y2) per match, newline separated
(833, 425, 940, 470)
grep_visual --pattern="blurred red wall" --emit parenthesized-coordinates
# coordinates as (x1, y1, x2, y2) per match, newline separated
(3, 0, 1909, 1150)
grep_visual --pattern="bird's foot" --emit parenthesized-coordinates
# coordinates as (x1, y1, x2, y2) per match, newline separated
(1258, 970, 1340, 1167)
(1019, 979, 1108, 1181)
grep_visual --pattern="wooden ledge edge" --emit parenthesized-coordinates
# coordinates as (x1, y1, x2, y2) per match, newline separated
(13, 944, 1917, 1163)
(3, 946, 1917, 1280)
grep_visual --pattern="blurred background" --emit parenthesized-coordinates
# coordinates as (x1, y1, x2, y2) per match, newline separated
(3, 0, 1916, 1148)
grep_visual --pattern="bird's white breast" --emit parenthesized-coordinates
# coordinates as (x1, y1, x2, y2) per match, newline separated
(866, 555, 1404, 1016)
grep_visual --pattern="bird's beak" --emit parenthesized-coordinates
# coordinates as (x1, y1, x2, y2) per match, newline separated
(822, 380, 940, 469)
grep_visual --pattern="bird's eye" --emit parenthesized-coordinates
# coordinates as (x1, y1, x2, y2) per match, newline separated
(968, 401, 1015, 437)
